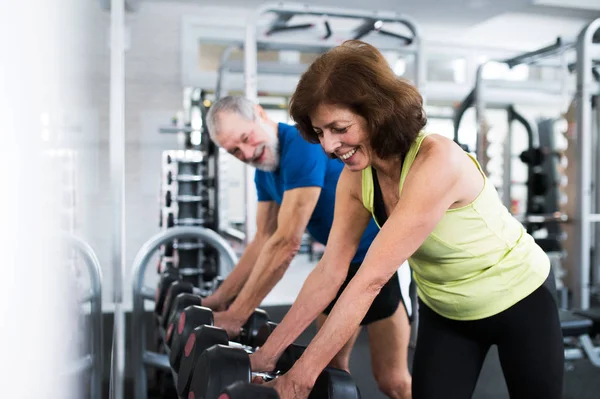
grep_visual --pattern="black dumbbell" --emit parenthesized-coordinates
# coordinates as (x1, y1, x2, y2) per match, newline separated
(159, 281, 197, 326)
(154, 270, 181, 316)
(219, 381, 280, 398)
(192, 345, 361, 399)
(177, 325, 229, 399)
(253, 322, 305, 374)
(177, 324, 302, 399)
(167, 305, 213, 372)
(238, 308, 270, 347)
(163, 294, 204, 346)
(170, 308, 270, 374)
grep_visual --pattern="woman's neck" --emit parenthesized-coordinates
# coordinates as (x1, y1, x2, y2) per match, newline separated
(371, 155, 403, 183)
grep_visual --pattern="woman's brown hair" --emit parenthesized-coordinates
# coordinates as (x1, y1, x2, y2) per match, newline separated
(289, 40, 427, 160)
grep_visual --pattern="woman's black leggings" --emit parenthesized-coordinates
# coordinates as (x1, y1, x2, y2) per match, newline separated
(412, 275, 564, 399)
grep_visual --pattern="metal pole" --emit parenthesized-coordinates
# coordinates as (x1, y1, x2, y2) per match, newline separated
(504, 109, 513, 209)
(243, 14, 259, 246)
(109, 0, 126, 397)
(573, 18, 600, 310)
(594, 95, 600, 287)
(474, 62, 488, 169)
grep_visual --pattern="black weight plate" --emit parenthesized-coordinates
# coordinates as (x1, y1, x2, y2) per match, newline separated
(154, 270, 180, 316)
(240, 308, 270, 347)
(169, 305, 214, 372)
(160, 281, 194, 326)
(253, 322, 278, 348)
(163, 292, 203, 331)
(308, 367, 361, 399)
(189, 345, 251, 399)
(220, 381, 280, 399)
(275, 343, 306, 374)
(177, 325, 228, 399)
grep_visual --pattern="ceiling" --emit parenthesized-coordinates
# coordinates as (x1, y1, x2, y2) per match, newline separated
(137, 0, 600, 49)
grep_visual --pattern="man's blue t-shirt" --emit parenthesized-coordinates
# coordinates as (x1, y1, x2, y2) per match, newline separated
(254, 123, 379, 264)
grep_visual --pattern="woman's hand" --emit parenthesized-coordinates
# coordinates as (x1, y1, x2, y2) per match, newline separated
(261, 374, 312, 399)
(249, 347, 277, 373)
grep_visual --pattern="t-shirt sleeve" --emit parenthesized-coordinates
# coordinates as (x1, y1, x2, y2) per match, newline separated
(282, 133, 327, 191)
(254, 170, 272, 202)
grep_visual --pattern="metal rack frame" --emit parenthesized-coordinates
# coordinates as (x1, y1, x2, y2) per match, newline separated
(131, 226, 238, 399)
(466, 18, 600, 310)
(62, 234, 103, 399)
(573, 18, 600, 310)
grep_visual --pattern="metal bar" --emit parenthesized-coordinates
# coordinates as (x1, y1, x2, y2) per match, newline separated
(573, 18, 600, 310)
(255, 2, 420, 37)
(62, 355, 94, 375)
(222, 227, 246, 243)
(141, 286, 156, 300)
(63, 234, 103, 399)
(244, 11, 259, 246)
(216, 43, 242, 101)
(223, 60, 313, 76)
(514, 213, 569, 224)
(504, 38, 575, 68)
(594, 95, 600, 287)
(256, 40, 418, 55)
(579, 335, 600, 367)
(503, 108, 513, 209)
(453, 88, 475, 145)
(474, 62, 487, 166)
(109, 0, 126, 398)
(143, 352, 171, 370)
(131, 227, 238, 399)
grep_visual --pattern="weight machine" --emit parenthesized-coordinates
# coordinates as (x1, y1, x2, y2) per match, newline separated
(214, 2, 423, 245)
(455, 18, 600, 367)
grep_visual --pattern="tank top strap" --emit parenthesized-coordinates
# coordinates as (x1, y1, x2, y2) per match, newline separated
(399, 132, 430, 195)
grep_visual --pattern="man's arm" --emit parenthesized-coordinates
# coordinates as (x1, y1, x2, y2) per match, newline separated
(285, 138, 464, 388)
(251, 168, 373, 366)
(203, 201, 279, 309)
(223, 186, 322, 325)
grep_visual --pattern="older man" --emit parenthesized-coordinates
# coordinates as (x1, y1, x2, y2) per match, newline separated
(202, 95, 412, 399)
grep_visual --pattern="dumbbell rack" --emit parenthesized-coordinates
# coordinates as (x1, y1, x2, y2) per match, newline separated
(131, 226, 238, 399)
(159, 149, 221, 290)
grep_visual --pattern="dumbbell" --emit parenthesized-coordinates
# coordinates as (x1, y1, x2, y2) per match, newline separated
(170, 307, 270, 374)
(177, 322, 297, 399)
(219, 381, 279, 399)
(192, 345, 361, 399)
(163, 295, 204, 347)
(159, 277, 229, 326)
(159, 281, 205, 327)
(154, 269, 181, 316)
(167, 305, 213, 371)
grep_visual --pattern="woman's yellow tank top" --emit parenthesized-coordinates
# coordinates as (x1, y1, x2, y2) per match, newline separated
(361, 133, 550, 320)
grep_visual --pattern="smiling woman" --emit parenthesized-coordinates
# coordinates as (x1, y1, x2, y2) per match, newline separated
(289, 40, 427, 162)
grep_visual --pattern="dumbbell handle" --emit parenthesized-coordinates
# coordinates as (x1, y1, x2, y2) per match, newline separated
(251, 370, 281, 382)
(228, 340, 256, 352)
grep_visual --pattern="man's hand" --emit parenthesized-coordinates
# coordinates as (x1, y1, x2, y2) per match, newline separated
(200, 294, 227, 312)
(212, 311, 245, 339)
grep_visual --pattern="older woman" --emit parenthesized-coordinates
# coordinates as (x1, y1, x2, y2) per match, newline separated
(250, 40, 564, 399)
